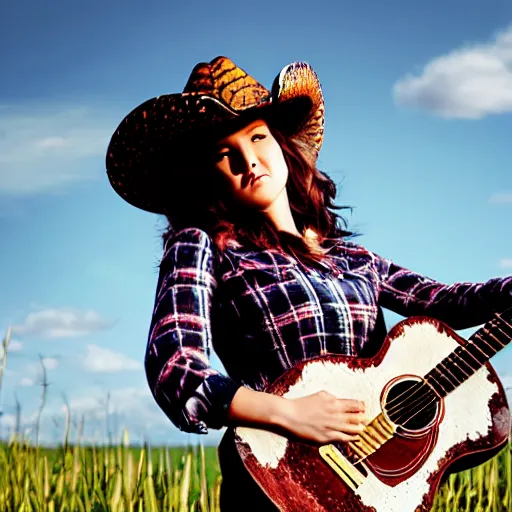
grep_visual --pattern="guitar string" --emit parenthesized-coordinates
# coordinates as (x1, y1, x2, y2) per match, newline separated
(353, 359, 492, 459)
(347, 311, 512, 464)
(383, 321, 503, 420)
(376, 317, 510, 428)
(384, 316, 510, 415)
(387, 329, 508, 426)
(386, 325, 505, 424)
(388, 335, 510, 428)
(359, 312, 512, 425)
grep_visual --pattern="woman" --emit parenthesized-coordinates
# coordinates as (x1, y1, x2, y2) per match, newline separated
(106, 56, 512, 510)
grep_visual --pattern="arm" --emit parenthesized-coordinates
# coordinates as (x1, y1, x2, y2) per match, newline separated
(376, 256, 512, 330)
(228, 387, 367, 443)
(145, 228, 241, 434)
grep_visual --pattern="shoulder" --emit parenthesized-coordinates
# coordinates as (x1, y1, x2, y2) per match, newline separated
(161, 227, 216, 267)
(165, 227, 213, 247)
(328, 238, 387, 272)
(329, 238, 373, 258)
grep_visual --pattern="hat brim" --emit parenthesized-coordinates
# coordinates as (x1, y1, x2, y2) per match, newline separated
(106, 63, 324, 214)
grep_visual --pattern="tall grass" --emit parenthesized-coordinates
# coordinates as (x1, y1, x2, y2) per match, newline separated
(0, 437, 221, 512)
(0, 437, 510, 511)
(432, 446, 511, 512)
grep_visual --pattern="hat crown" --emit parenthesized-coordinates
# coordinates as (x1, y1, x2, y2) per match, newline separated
(183, 56, 271, 112)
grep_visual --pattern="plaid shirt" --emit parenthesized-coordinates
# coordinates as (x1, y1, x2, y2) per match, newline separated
(145, 227, 512, 434)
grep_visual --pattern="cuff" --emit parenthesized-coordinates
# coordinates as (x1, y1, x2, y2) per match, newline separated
(183, 374, 242, 433)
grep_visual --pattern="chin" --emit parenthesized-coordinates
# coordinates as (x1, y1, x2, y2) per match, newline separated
(246, 197, 280, 211)
(237, 183, 287, 211)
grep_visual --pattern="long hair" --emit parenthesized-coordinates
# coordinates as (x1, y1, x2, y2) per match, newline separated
(161, 124, 353, 269)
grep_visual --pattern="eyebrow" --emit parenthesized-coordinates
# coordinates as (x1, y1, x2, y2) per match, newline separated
(246, 120, 267, 131)
(214, 123, 267, 149)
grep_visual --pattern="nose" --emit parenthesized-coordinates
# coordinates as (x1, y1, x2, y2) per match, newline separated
(239, 145, 258, 175)
(232, 144, 258, 181)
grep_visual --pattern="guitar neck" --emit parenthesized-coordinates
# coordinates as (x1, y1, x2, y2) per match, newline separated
(424, 308, 512, 398)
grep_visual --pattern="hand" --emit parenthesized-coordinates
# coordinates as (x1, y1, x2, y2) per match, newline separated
(278, 391, 367, 444)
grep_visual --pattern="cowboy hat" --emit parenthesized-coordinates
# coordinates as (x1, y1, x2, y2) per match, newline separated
(106, 56, 325, 214)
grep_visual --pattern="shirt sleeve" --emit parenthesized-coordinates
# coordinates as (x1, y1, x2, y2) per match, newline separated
(375, 255, 512, 330)
(145, 227, 242, 434)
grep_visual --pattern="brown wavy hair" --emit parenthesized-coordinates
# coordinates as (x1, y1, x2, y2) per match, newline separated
(160, 122, 353, 270)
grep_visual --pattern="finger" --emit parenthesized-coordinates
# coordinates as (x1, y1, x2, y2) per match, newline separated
(339, 422, 366, 435)
(330, 430, 361, 443)
(346, 412, 368, 425)
(338, 399, 366, 413)
(326, 413, 366, 431)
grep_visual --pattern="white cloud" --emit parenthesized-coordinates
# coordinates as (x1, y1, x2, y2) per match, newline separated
(8, 339, 23, 352)
(0, 338, 22, 360)
(66, 387, 152, 415)
(35, 137, 68, 149)
(12, 307, 114, 339)
(0, 385, 165, 445)
(53, 386, 172, 444)
(394, 26, 512, 118)
(66, 395, 101, 411)
(41, 357, 59, 370)
(0, 104, 117, 196)
(0, 382, 201, 445)
(499, 259, 512, 269)
(489, 192, 512, 204)
(83, 344, 141, 373)
(0, 414, 17, 429)
(22, 357, 60, 381)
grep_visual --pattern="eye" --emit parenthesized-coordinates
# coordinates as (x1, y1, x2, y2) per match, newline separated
(214, 150, 230, 162)
(251, 133, 266, 142)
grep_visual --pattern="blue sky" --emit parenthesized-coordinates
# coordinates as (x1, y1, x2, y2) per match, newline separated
(0, 0, 511, 446)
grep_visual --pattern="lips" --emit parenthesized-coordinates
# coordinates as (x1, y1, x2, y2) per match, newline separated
(251, 174, 269, 186)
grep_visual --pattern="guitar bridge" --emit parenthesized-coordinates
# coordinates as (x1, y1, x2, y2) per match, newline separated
(319, 444, 366, 490)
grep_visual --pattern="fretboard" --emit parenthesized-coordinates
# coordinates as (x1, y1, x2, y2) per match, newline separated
(425, 308, 512, 398)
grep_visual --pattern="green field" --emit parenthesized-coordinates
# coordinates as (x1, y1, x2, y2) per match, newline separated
(0, 437, 510, 511)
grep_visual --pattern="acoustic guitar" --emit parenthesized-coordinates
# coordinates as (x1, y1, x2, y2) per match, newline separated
(233, 309, 512, 512)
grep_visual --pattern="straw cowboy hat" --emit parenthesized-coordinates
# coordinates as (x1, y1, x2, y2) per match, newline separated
(106, 56, 325, 214)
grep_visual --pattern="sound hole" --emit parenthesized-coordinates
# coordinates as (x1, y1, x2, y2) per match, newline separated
(384, 379, 439, 432)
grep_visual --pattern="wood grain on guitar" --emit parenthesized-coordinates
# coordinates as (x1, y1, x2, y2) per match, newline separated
(233, 309, 512, 512)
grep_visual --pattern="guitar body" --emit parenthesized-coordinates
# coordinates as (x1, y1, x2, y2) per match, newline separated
(233, 317, 511, 512)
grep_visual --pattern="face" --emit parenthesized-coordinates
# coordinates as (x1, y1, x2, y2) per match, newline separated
(212, 119, 289, 211)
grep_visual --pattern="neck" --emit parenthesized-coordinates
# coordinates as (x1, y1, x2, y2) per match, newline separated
(263, 189, 302, 237)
